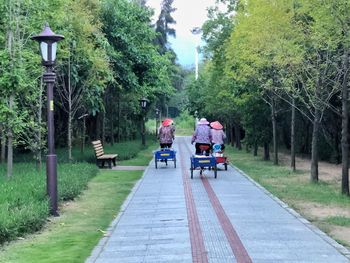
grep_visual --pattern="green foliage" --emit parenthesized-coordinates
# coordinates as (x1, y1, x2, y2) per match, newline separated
(0, 162, 98, 244)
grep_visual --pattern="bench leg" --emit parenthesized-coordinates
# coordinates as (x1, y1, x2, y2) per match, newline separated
(112, 158, 116, 166)
(108, 160, 112, 169)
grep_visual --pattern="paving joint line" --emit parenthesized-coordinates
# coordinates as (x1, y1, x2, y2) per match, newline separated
(231, 164, 350, 260)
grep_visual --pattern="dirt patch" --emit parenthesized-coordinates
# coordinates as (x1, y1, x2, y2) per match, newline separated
(293, 201, 350, 219)
(329, 226, 350, 244)
(278, 152, 350, 248)
(279, 152, 342, 183)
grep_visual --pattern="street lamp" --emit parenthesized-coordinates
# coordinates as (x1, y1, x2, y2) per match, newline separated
(155, 108, 160, 137)
(31, 23, 64, 216)
(191, 27, 202, 80)
(139, 97, 149, 146)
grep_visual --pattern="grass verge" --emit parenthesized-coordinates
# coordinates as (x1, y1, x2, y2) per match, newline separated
(0, 169, 143, 263)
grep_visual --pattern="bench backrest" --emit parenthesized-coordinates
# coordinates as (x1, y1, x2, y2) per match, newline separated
(92, 140, 104, 157)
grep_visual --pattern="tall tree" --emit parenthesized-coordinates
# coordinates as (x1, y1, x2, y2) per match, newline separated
(154, 0, 176, 54)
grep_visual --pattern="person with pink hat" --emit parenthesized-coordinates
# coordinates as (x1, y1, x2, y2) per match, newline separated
(158, 118, 175, 149)
(210, 121, 226, 151)
(191, 118, 212, 155)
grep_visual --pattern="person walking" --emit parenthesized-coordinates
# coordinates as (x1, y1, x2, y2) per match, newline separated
(191, 118, 211, 155)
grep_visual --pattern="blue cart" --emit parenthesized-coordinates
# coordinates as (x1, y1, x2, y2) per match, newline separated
(154, 148, 176, 169)
(190, 155, 217, 179)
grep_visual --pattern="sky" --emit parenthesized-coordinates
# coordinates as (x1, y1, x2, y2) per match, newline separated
(147, 0, 217, 67)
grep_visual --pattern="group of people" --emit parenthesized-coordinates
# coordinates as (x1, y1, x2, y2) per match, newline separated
(157, 117, 226, 155)
(191, 118, 226, 155)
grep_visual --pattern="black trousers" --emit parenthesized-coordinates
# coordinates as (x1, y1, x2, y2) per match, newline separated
(160, 143, 172, 149)
(195, 143, 211, 155)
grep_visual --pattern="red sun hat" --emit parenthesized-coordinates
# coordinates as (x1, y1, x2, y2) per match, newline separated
(210, 121, 223, 130)
(162, 118, 173, 127)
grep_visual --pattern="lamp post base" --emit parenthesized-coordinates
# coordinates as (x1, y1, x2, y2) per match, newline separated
(47, 154, 59, 216)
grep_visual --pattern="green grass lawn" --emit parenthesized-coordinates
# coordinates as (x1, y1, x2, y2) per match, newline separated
(225, 146, 350, 207)
(118, 142, 157, 166)
(0, 169, 143, 263)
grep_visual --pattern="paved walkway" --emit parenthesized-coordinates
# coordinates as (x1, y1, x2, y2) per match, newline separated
(87, 136, 350, 263)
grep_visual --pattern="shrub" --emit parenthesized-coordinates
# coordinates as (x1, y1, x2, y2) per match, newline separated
(0, 162, 98, 245)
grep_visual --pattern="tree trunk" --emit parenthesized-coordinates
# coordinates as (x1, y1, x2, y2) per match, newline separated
(341, 50, 349, 195)
(263, 142, 270, 160)
(254, 141, 258, 156)
(230, 124, 234, 147)
(68, 111, 72, 162)
(117, 96, 121, 142)
(95, 113, 101, 140)
(226, 124, 232, 145)
(1, 126, 6, 163)
(101, 111, 105, 144)
(68, 56, 73, 162)
(311, 109, 321, 182)
(81, 118, 86, 155)
(291, 98, 296, 172)
(271, 97, 278, 165)
(7, 95, 14, 177)
(234, 122, 242, 150)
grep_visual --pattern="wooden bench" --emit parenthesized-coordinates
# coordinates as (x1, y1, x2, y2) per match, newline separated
(92, 140, 118, 168)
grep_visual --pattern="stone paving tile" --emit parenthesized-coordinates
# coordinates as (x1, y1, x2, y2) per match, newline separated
(87, 136, 350, 263)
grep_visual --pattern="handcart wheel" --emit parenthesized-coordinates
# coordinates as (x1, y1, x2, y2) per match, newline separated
(224, 163, 227, 171)
(165, 159, 168, 166)
(174, 158, 176, 168)
(200, 168, 203, 175)
(214, 165, 217, 178)
(191, 167, 193, 179)
(155, 159, 158, 169)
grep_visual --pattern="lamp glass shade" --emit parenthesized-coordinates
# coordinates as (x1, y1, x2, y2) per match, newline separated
(40, 42, 48, 61)
(140, 98, 148, 109)
(52, 42, 57, 61)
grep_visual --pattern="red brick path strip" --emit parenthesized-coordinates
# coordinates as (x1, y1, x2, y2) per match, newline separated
(200, 174, 252, 263)
(183, 140, 252, 263)
(179, 143, 208, 263)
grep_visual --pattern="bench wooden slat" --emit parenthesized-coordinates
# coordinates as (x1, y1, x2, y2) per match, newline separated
(92, 140, 102, 146)
(97, 154, 118, 159)
(93, 146, 103, 152)
(95, 150, 104, 157)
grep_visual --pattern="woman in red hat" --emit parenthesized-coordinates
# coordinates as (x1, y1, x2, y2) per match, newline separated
(158, 118, 175, 149)
(210, 121, 226, 151)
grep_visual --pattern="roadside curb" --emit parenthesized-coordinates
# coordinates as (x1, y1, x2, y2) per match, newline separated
(85, 162, 151, 263)
(231, 164, 350, 260)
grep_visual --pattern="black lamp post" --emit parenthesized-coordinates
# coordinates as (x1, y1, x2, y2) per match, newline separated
(31, 23, 64, 216)
(155, 108, 160, 137)
(139, 97, 148, 146)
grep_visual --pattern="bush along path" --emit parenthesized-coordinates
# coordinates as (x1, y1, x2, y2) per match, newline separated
(87, 136, 350, 262)
(0, 162, 98, 245)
